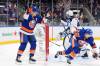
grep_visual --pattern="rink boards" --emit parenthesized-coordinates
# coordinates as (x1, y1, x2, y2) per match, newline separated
(0, 26, 100, 45)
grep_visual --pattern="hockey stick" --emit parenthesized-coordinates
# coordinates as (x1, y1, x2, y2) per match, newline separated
(49, 41, 61, 46)
(60, 21, 71, 50)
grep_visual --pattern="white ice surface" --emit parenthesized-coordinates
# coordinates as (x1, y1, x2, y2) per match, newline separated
(0, 40, 100, 66)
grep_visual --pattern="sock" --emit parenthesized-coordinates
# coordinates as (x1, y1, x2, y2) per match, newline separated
(30, 53, 34, 58)
(16, 54, 22, 60)
(68, 55, 73, 60)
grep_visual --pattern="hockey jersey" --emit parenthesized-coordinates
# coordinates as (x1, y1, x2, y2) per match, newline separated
(77, 28, 96, 48)
(20, 13, 42, 35)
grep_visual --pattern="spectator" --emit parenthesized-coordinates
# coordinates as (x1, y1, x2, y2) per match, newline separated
(83, 16, 89, 25)
(95, 4, 100, 23)
(46, 10, 52, 20)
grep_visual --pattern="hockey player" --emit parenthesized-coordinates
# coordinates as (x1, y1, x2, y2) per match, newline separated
(55, 30, 80, 64)
(70, 14, 80, 34)
(77, 28, 98, 59)
(16, 6, 42, 63)
(55, 28, 98, 64)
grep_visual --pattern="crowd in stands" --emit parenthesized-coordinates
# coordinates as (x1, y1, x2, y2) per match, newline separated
(78, 0, 100, 25)
(0, 0, 100, 26)
(0, 1, 18, 26)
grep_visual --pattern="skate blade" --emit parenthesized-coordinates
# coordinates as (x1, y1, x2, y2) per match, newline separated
(82, 57, 89, 59)
(29, 61, 36, 64)
(15, 61, 22, 65)
(67, 61, 71, 64)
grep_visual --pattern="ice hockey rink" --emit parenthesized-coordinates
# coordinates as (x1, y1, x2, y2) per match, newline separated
(0, 40, 100, 66)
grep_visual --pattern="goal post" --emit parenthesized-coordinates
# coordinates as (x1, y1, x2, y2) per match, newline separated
(45, 24, 49, 61)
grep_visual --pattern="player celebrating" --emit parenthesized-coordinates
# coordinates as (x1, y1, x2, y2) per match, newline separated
(16, 6, 42, 63)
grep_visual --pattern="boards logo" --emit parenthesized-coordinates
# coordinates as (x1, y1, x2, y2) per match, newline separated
(13, 32, 17, 36)
(2, 32, 17, 37)
(2, 33, 12, 36)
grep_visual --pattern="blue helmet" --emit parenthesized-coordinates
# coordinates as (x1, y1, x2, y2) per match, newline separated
(85, 28, 93, 35)
(32, 4, 40, 14)
(34, 15, 42, 23)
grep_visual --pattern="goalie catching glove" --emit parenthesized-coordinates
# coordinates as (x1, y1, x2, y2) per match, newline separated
(92, 48, 98, 59)
(92, 52, 98, 59)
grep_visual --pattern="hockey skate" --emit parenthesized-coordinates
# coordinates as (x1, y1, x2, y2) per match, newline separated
(67, 59, 71, 64)
(54, 51, 62, 58)
(16, 56, 22, 64)
(81, 52, 88, 58)
(54, 53, 59, 58)
(99, 53, 100, 58)
(29, 57, 36, 64)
